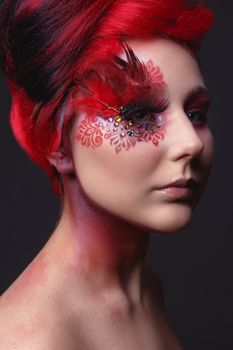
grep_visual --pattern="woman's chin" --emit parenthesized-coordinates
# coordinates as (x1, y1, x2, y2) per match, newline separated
(152, 218, 192, 234)
(134, 203, 193, 234)
(153, 204, 193, 234)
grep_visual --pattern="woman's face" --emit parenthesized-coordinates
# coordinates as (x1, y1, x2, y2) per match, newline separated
(69, 37, 214, 233)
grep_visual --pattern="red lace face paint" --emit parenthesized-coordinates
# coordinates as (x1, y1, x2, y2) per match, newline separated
(77, 112, 164, 153)
(75, 44, 168, 152)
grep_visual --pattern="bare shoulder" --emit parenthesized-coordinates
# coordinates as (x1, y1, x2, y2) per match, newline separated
(0, 297, 47, 350)
(0, 302, 83, 350)
(0, 283, 56, 350)
(0, 285, 82, 350)
(0, 250, 56, 348)
(143, 264, 165, 310)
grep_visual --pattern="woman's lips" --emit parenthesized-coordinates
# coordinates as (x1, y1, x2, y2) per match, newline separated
(153, 178, 199, 199)
(155, 186, 196, 199)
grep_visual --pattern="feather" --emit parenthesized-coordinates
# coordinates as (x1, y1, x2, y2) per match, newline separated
(74, 43, 167, 121)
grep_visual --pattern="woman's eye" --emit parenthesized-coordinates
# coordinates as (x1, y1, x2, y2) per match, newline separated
(187, 109, 208, 125)
(120, 105, 150, 121)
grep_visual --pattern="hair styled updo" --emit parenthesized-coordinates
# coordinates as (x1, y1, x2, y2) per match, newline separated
(0, 0, 214, 195)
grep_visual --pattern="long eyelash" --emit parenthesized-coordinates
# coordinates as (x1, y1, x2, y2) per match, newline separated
(147, 95, 169, 113)
(120, 98, 168, 121)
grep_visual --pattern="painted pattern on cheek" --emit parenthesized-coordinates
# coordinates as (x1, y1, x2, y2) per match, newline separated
(77, 113, 165, 153)
(76, 45, 168, 152)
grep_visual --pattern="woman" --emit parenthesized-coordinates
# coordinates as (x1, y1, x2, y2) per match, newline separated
(0, 0, 214, 348)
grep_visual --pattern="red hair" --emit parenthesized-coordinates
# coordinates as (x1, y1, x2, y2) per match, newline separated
(0, 0, 214, 195)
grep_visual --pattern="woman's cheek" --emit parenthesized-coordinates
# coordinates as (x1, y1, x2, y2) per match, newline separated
(73, 112, 168, 191)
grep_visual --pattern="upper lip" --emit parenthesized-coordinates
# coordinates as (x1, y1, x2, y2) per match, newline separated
(158, 178, 198, 190)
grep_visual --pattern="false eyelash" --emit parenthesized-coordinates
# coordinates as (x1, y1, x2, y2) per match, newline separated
(149, 94, 169, 112)
(119, 97, 168, 121)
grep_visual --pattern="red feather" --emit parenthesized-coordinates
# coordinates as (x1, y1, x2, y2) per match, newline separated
(73, 43, 166, 121)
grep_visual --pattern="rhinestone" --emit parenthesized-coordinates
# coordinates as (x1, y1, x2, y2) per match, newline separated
(106, 128, 110, 132)
(115, 116, 122, 123)
(113, 128, 118, 132)
(120, 105, 127, 113)
(124, 125, 129, 130)
(127, 131, 134, 137)
(128, 120, 133, 126)
(114, 122, 119, 127)
(157, 124, 161, 128)
(157, 115, 163, 123)
(120, 132, 126, 137)
(108, 118, 113, 123)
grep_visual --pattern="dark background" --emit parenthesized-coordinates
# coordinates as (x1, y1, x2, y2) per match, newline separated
(0, 1, 232, 349)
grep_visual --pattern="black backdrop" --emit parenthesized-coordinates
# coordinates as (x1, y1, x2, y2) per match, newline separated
(0, 1, 232, 349)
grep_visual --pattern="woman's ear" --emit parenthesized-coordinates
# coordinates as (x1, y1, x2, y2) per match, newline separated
(47, 134, 75, 175)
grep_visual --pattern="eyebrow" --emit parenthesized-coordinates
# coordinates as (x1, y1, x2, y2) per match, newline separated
(184, 86, 211, 108)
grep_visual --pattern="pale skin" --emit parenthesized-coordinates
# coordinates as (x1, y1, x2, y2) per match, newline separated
(0, 37, 214, 349)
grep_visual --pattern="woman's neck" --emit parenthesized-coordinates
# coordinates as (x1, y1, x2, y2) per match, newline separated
(45, 181, 150, 306)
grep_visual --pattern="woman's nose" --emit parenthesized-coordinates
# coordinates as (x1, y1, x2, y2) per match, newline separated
(167, 110, 204, 162)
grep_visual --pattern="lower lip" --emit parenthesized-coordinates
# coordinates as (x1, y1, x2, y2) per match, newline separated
(155, 186, 195, 199)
